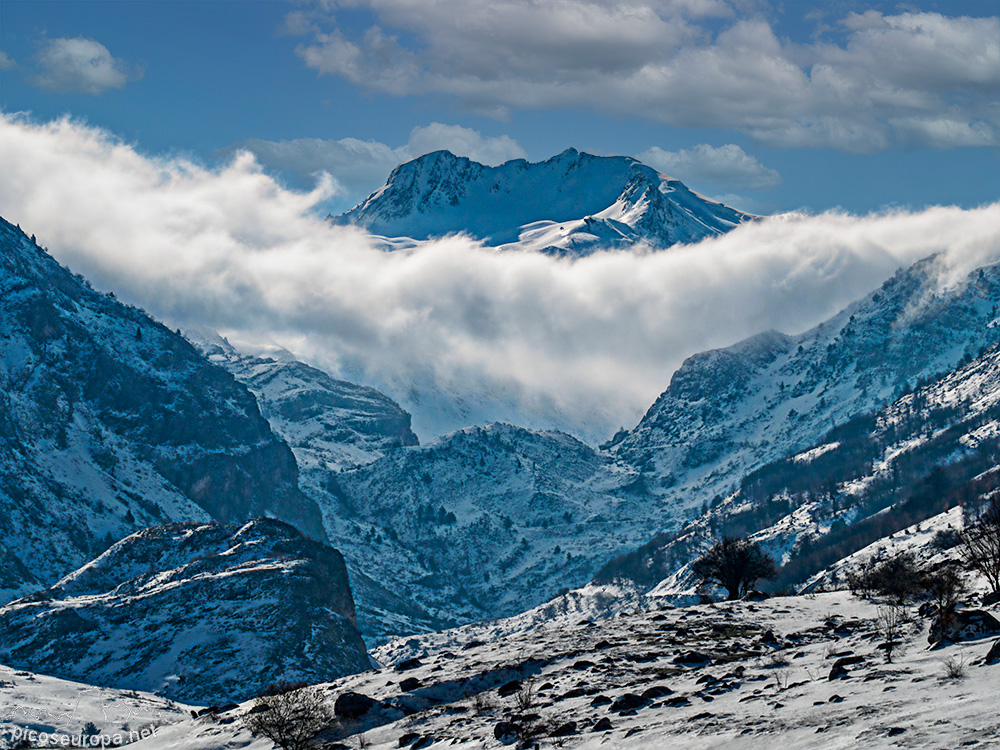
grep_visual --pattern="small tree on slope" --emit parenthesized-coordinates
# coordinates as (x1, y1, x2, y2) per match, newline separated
(962, 498, 1000, 595)
(243, 684, 337, 750)
(691, 536, 777, 601)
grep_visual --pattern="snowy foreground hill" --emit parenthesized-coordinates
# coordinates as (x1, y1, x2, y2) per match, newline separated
(21, 589, 995, 749)
(334, 148, 753, 254)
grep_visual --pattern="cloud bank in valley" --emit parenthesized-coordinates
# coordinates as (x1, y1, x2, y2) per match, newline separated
(2, 113, 999, 441)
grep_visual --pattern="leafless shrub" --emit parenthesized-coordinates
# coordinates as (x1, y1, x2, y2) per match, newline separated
(848, 553, 925, 603)
(514, 678, 537, 712)
(243, 684, 338, 750)
(942, 654, 966, 679)
(471, 691, 496, 714)
(773, 667, 791, 690)
(962, 498, 1000, 594)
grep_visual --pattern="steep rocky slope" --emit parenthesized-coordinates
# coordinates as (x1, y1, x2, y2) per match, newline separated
(601, 338, 1000, 600)
(0, 217, 325, 601)
(610, 256, 1000, 514)
(201, 339, 419, 474)
(335, 149, 752, 252)
(0, 519, 370, 705)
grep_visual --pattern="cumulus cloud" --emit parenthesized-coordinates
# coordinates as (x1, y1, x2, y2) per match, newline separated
(29, 37, 142, 95)
(638, 144, 781, 191)
(2, 113, 999, 442)
(288, 2, 999, 152)
(0, 51, 16, 71)
(218, 123, 526, 203)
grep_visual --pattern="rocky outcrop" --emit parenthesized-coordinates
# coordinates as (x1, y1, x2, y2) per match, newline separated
(0, 519, 370, 704)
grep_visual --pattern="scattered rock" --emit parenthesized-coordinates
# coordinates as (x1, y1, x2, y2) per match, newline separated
(592, 717, 613, 732)
(828, 694, 844, 703)
(829, 655, 865, 680)
(590, 695, 612, 707)
(334, 691, 377, 719)
(395, 657, 423, 672)
(399, 677, 422, 692)
(887, 727, 906, 737)
(497, 680, 522, 697)
(985, 639, 1000, 665)
(398, 733, 420, 747)
(983, 590, 1000, 608)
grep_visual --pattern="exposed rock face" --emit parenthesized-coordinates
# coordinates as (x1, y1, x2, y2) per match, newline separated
(334, 149, 752, 252)
(201, 339, 419, 474)
(930, 609, 1000, 645)
(0, 217, 325, 601)
(0, 519, 371, 704)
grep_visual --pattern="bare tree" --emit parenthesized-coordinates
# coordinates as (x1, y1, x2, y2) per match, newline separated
(962, 498, 1000, 594)
(691, 536, 777, 600)
(243, 684, 338, 750)
(875, 605, 908, 664)
(924, 563, 967, 622)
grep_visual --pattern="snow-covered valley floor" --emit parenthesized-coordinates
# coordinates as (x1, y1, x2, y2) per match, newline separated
(15, 590, 993, 750)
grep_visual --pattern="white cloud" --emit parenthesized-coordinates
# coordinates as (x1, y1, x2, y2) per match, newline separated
(2, 113, 998, 442)
(638, 143, 781, 191)
(288, 3, 999, 152)
(0, 51, 16, 71)
(218, 123, 526, 202)
(29, 37, 142, 95)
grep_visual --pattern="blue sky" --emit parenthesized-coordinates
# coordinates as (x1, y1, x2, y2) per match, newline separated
(1, 0, 998, 216)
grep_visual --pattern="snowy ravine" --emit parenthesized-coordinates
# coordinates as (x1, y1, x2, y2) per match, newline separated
(0, 519, 371, 705)
(0, 216, 325, 602)
(334, 148, 753, 253)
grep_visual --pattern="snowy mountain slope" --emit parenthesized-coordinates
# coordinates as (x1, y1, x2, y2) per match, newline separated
(201, 337, 419, 474)
(334, 148, 753, 253)
(605, 340, 1000, 603)
(0, 519, 370, 705)
(0, 216, 325, 602)
(114, 591, 1000, 750)
(801, 505, 969, 593)
(610, 256, 1000, 517)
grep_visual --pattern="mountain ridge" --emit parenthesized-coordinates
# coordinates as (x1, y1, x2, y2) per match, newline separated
(334, 148, 753, 253)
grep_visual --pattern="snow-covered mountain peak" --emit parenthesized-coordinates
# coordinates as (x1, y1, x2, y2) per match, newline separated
(334, 149, 753, 252)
